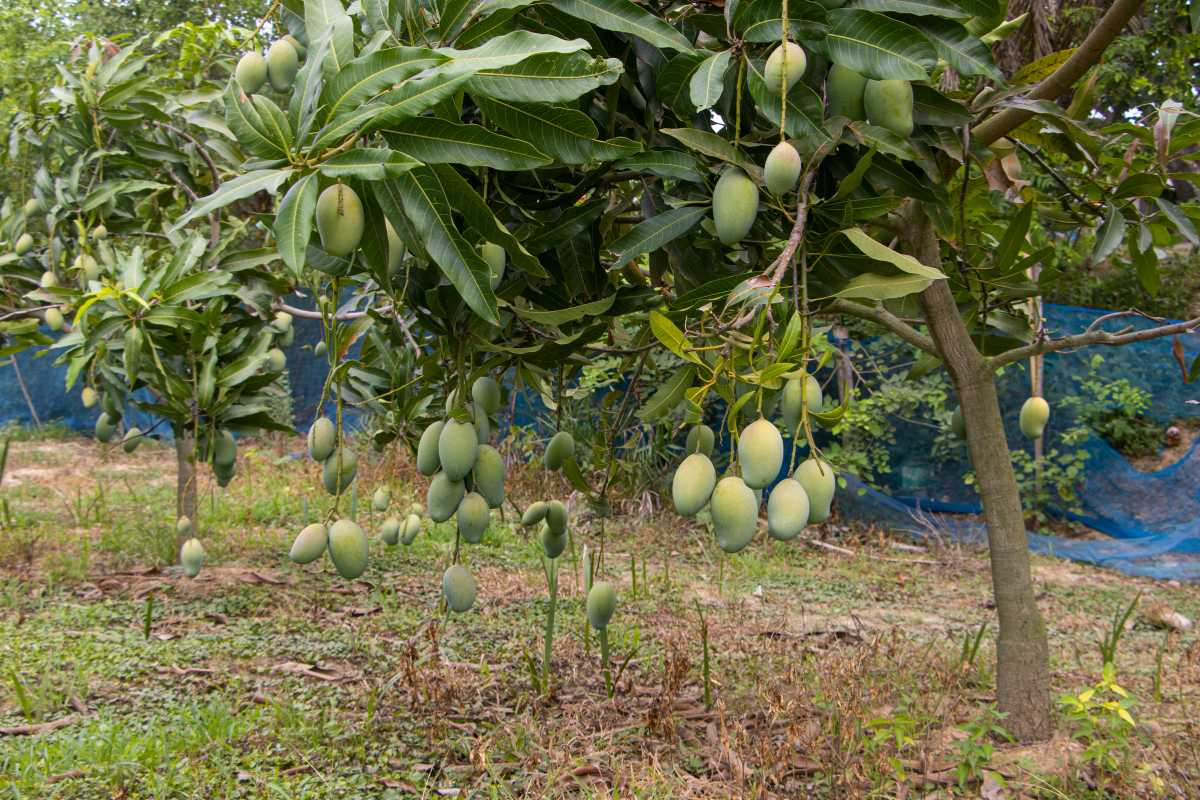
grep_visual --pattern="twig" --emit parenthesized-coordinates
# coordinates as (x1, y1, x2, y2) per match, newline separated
(0, 714, 81, 736)
(989, 312, 1200, 370)
(10, 357, 40, 428)
(824, 298, 938, 355)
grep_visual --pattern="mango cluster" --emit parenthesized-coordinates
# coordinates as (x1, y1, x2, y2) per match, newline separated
(235, 35, 305, 96)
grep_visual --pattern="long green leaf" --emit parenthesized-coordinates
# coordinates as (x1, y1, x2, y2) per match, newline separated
(841, 227, 945, 278)
(313, 72, 474, 150)
(384, 118, 551, 170)
(466, 52, 623, 103)
(173, 169, 291, 230)
(848, 0, 968, 18)
(1092, 203, 1127, 262)
(993, 203, 1032, 275)
(274, 173, 319, 275)
(606, 206, 706, 268)
(305, 0, 355, 74)
(615, 150, 703, 182)
(830, 272, 932, 300)
(512, 293, 617, 325)
(825, 9, 937, 80)
(637, 364, 696, 421)
(475, 96, 641, 164)
(320, 47, 444, 122)
(734, 0, 829, 42)
(318, 148, 420, 179)
(547, 0, 693, 51)
(430, 164, 547, 277)
(689, 50, 730, 112)
(385, 168, 500, 324)
(660, 128, 763, 181)
(433, 31, 590, 79)
(909, 16, 1002, 80)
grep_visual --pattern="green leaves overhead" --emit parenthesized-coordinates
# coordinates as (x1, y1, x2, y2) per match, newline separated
(318, 148, 421, 180)
(173, 169, 292, 230)
(824, 9, 938, 81)
(466, 52, 624, 103)
(380, 168, 500, 324)
(384, 118, 552, 170)
(475, 96, 641, 164)
(311, 71, 474, 150)
(689, 51, 730, 112)
(320, 47, 444, 123)
(605, 206, 707, 268)
(274, 173, 319, 275)
(547, 0, 694, 52)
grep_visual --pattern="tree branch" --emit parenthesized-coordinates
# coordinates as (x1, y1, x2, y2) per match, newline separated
(823, 298, 939, 356)
(971, 0, 1145, 146)
(989, 313, 1200, 370)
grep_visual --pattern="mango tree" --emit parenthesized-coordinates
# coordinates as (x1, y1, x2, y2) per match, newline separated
(170, 0, 1199, 740)
(1, 28, 299, 555)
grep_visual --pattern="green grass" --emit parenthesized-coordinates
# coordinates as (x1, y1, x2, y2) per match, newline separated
(0, 433, 1197, 798)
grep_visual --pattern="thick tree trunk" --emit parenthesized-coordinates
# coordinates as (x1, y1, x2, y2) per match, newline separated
(174, 429, 198, 551)
(904, 206, 1052, 741)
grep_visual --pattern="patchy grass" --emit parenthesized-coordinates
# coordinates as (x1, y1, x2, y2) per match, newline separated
(0, 434, 1198, 798)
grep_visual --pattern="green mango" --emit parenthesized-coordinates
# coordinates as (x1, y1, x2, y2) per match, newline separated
(672, 452, 717, 517)
(712, 168, 759, 245)
(14, 233, 33, 256)
(121, 427, 142, 454)
(471, 444, 505, 508)
(212, 430, 237, 468)
(826, 64, 867, 120)
(686, 424, 715, 456)
(738, 417, 783, 490)
(44, 307, 64, 331)
(1019, 397, 1050, 439)
(282, 34, 307, 58)
(438, 419, 479, 481)
(950, 406, 966, 438)
(457, 492, 490, 544)
(290, 523, 328, 563)
(322, 448, 358, 495)
(315, 183, 365, 257)
(864, 79, 914, 138)
(781, 374, 822, 433)
(416, 420, 444, 476)
(442, 564, 476, 612)
(764, 141, 802, 196)
(543, 431, 575, 471)
(235, 51, 267, 94)
(428, 471, 466, 523)
(81, 387, 98, 408)
(472, 376, 502, 415)
(794, 458, 836, 523)
(385, 219, 404, 273)
(481, 242, 505, 290)
(271, 311, 293, 334)
(763, 42, 807, 93)
(266, 39, 299, 92)
(267, 348, 287, 372)
(540, 522, 567, 559)
(180, 538, 205, 578)
(545, 500, 567, 536)
(766, 478, 809, 541)
(521, 501, 549, 526)
(308, 417, 336, 462)
(586, 581, 617, 629)
(372, 486, 391, 512)
(327, 519, 368, 579)
(380, 517, 401, 545)
(710, 476, 758, 553)
(177, 516, 193, 537)
(401, 513, 421, 544)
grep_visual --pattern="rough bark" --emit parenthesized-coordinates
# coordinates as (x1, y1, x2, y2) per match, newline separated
(904, 204, 1052, 741)
(174, 429, 198, 551)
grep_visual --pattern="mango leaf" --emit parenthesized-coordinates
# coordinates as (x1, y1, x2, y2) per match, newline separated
(825, 9, 937, 81)
(830, 272, 933, 300)
(466, 51, 623, 103)
(1114, 173, 1165, 199)
(512, 293, 617, 325)
(305, 0, 355, 75)
(274, 172, 319, 275)
(615, 150, 703, 182)
(689, 50, 730, 111)
(841, 227, 945, 279)
(733, 0, 828, 42)
(384, 168, 500, 324)
(656, 51, 706, 116)
(312, 72, 474, 150)
(848, 0, 968, 18)
(432, 31, 590, 79)
(745, 61, 831, 146)
(320, 47, 444, 122)
(648, 310, 700, 364)
(1155, 197, 1199, 245)
(318, 148, 420, 179)
(522, 201, 607, 253)
(81, 180, 168, 212)
(910, 17, 1002, 80)
(547, 0, 694, 51)
(993, 203, 1032, 276)
(1092, 203, 1127, 262)
(173, 169, 291, 230)
(637, 364, 697, 421)
(384, 118, 551, 170)
(606, 206, 707, 268)
(475, 96, 641, 164)
(661, 128, 763, 181)
(225, 84, 288, 160)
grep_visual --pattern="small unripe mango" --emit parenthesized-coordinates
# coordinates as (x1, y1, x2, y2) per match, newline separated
(380, 517, 401, 545)
(212, 430, 237, 468)
(543, 431, 575, 471)
(428, 471, 465, 523)
(180, 538, 206, 578)
(290, 523, 328, 563)
(322, 448, 358, 495)
(266, 39, 299, 93)
(471, 444, 505, 508)
(767, 478, 809, 541)
(481, 242, 505, 290)
(457, 492, 490, 544)
(864, 79, 914, 138)
(686, 424, 715, 456)
(712, 168, 759, 245)
(416, 420, 444, 476)
(764, 42, 807, 93)
(235, 51, 268, 94)
(545, 500, 567, 536)
(586, 581, 617, 629)
(315, 183, 365, 257)
(81, 386, 98, 408)
(267, 348, 286, 372)
(14, 233, 34, 255)
(328, 519, 368, 579)
(45, 307, 64, 331)
(738, 418, 784, 490)
(522, 501, 549, 526)
(308, 417, 336, 462)
(385, 219, 404, 273)
(282, 34, 307, 58)
(764, 142, 802, 196)
(372, 486, 391, 512)
(122, 427, 142, 454)
(781, 374, 822, 433)
(794, 458, 836, 523)
(710, 476, 758, 553)
(826, 64, 867, 120)
(673, 452, 717, 517)
(95, 412, 118, 443)
(1019, 396, 1050, 439)
(443, 564, 476, 612)
(472, 376, 502, 415)
(438, 419, 479, 481)
(540, 523, 567, 559)
(401, 513, 421, 544)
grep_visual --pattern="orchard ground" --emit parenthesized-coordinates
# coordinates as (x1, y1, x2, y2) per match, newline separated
(1, 431, 1198, 798)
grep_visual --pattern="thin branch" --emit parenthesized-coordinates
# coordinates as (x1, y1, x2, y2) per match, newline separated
(972, 0, 1145, 145)
(989, 313, 1200, 370)
(823, 298, 939, 356)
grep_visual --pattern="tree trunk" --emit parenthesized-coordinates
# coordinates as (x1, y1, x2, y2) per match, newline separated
(174, 428, 198, 551)
(904, 205, 1052, 742)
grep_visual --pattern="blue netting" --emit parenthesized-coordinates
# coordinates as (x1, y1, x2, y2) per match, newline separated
(837, 303, 1200, 581)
